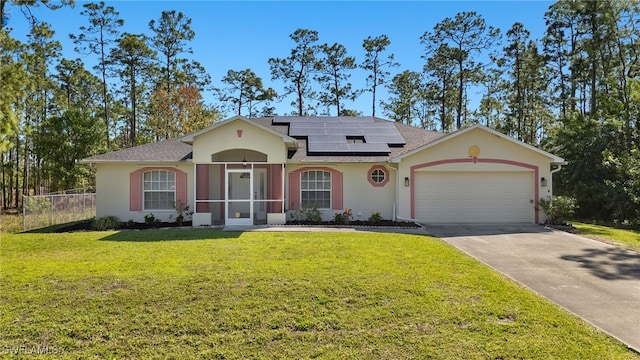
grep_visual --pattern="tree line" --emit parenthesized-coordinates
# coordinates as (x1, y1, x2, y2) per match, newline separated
(1, 0, 638, 224)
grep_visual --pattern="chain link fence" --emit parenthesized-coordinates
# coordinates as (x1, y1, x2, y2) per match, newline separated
(23, 189, 96, 231)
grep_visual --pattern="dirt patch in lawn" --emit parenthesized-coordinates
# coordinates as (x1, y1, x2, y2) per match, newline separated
(53, 219, 420, 233)
(287, 219, 421, 228)
(53, 220, 194, 233)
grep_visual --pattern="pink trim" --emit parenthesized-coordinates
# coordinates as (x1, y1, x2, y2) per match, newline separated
(288, 166, 343, 210)
(196, 164, 209, 212)
(367, 165, 390, 187)
(332, 171, 343, 210)
(129, 172, 142, 211)
(409, 158, 539, 223)
(288, 171, 300, 210)
(270, 164, 283, 213)
(175, 171, 187, 207)
(129, 167, 188, 211)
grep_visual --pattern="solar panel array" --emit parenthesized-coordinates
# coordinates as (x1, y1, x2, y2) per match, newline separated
(273, 116, 406, 154)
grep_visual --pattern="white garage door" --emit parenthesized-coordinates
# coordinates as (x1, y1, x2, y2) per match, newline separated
(414, 171, 534, 223)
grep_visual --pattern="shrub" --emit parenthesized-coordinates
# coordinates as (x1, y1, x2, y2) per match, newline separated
(333, 208, 353, 225)
(368, 211, 383, 224)
(173, 200, 191, 226)
(92, 216, 121, 231)
(292, 204, 322, 223)
(144, 213, 160, 226)
(539, 196, 577, 225)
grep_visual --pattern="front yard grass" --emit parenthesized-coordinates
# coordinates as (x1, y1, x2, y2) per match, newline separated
(0, 213, 23, 234)
(1, 229, 637, 359)
(571, 221, 640, 252)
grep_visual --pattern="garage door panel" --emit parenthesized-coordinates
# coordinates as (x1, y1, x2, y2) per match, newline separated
(415, 172, 533, 223)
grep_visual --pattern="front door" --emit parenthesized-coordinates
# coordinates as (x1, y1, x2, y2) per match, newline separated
(226, 169, 253, 225)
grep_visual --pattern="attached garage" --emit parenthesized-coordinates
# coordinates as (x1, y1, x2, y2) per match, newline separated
(414, 171, 535, 223)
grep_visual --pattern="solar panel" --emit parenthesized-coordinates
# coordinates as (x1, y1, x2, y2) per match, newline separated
(277, 116, 406, 154)
(316, 117, 341, 122)
(326, 127, 363, 136)
(290, 127, 327, 136)
(289, 122, 326, 136)
(363, 135, 394, 143)
(339, 116, 372, 123)
(308, 142, 351, 152)
(364, 134, 406, 145)
(289, 121, 325, 128)
(362, 122, 396, 130)
(308, 135, 347, 143)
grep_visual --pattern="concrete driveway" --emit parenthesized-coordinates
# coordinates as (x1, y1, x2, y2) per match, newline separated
(423, 224, 640, 353)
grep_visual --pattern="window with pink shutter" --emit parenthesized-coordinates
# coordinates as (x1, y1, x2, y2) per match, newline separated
(130, 167, 187, 211)
(289, 167, 343, 210)
(143, 170, 176, 210)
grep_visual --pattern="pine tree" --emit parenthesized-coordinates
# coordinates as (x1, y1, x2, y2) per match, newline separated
(269, 28, 319, 116)
(70, 1, 124, 148)
(361, 35, 399, 117)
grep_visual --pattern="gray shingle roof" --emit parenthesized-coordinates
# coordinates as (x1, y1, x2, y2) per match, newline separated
(82, 117, 445, 163)
(81, 138, 193, 163)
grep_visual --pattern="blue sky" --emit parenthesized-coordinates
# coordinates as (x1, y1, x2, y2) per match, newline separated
(5, 1, 554, 117)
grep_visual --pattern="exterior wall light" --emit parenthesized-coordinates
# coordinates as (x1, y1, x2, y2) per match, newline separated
(541, 177, 547, 187)
(404, 177, 410, 187)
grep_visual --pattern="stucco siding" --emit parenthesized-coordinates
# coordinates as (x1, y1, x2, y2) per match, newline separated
(191, 120, 289, 163)
(286, 163, 396, 221)
(396, 128, 554, 222)
(95, 163, 194, 223)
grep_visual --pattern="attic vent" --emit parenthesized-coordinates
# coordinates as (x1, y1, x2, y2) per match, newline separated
(346, 136, 365, 144)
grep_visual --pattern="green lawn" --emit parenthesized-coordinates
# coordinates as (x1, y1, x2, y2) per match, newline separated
(0, 213, 23, 234)
(571, 221, 640, 252)
(1, 229, 636, 359)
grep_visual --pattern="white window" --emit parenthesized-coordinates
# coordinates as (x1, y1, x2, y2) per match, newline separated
(301, 170, 331, 208)
(143, 170, 176, 210)
(371, 169, 386, 183)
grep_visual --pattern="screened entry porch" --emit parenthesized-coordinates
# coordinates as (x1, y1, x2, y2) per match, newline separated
(194, 163, 285, 226)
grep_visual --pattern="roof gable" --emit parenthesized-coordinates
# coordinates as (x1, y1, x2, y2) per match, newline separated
(392, 124, 565, 163)
(181, 115, 297, 146)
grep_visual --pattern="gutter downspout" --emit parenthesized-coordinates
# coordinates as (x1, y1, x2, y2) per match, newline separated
(551, 163, 564, 175)
(548, 163, 564, 198)
(387, 163, 398, 221)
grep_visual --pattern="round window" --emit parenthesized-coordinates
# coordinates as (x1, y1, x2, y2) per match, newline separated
(371, 169, 386, 183)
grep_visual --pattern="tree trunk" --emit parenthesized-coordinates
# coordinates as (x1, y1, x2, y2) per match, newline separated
(1, 152, 6, 209)
(101, 60, 110, 147)
(569, 25, 578, 113)
(8, 149, 13, 208)
(589, 13, 598, 116)
(14, 137, 19, 208)
(457, 60, 463, 129)
(22, 134, 29, 199)
(371, 70, 377, 117)
(130, 67, 137, 147)
(334, 75, 340, 116)
(296, 70, 304, 116)
(440, 76, 447, 132)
